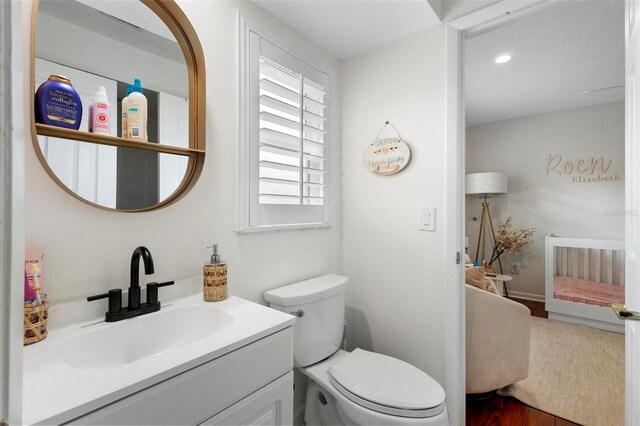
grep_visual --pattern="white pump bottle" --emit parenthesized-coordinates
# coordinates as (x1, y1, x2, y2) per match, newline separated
(121, 78, 148, 141)
(89, 86, 111, 135)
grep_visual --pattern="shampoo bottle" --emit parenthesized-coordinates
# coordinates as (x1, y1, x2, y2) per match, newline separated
(34, 75, 82, 130)
(88, 86, 111, 134)
(203, 244, 228, 302)
(121, 78, 148, 141)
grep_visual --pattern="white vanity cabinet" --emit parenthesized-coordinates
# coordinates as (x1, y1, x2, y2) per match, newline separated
(202, 372, 293, 425)
(65, 328, 293, 425)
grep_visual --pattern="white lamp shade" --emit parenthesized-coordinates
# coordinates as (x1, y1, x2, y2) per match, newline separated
(465, 172, 507, 195)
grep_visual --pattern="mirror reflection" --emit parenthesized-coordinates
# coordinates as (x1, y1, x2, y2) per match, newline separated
(35, 0, 189, 210)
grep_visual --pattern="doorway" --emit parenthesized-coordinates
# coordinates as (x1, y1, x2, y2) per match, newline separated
(458, 1, 626, 424)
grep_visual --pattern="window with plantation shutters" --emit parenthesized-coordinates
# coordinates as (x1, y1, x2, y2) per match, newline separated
(238, 19, 333, 232)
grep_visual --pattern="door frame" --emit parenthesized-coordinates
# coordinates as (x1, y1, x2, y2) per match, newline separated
(624, 0, 640, 423)
(1, 0, 26, 424)
(443, 0, 626, 423)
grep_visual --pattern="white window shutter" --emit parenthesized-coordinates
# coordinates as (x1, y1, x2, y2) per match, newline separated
(239, 23, 332, 231)
(258, 56, 327, 207)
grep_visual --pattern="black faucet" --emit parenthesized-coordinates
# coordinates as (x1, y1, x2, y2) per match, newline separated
(87, 246, 174, 322)
(129, 246, 155, 310)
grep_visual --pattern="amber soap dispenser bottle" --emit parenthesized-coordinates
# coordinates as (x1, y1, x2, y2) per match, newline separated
(203, 244, 228, 302)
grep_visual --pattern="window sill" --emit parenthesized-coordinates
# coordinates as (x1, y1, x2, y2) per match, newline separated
(236, 222, 331, 234)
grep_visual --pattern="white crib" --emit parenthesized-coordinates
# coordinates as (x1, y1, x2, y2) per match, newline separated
(545, 234, 625, 334)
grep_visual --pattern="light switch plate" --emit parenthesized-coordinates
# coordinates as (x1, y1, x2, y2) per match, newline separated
(419, 207, 436, 231)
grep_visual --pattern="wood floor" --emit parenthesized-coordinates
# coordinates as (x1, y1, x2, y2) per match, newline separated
(510, 297, 548, 319)
(465, 298, 579, 425)
(466, 394, 579, 426)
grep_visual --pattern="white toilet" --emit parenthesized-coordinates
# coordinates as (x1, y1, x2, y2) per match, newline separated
(264, 274, 449, 425)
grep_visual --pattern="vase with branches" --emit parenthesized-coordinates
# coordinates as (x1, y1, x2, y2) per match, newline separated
(487, 217, 535, 269)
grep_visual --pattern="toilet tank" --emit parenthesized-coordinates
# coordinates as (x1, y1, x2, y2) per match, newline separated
(264, 274, 348, 367)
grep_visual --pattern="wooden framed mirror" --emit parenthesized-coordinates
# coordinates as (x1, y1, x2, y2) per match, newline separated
(30, 0, 205, 212)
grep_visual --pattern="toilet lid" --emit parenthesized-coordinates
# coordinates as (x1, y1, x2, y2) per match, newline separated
(328, 349, 446, 417)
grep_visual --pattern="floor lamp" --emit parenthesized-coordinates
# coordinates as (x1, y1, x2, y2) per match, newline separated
(465, 172, 507, 273)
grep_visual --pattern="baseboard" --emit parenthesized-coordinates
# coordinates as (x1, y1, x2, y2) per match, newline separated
(506, 290, 545, 302)
(549, 312, 625, 334)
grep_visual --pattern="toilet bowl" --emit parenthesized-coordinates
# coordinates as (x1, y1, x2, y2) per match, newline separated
(302, 349, 448, 425)
(264, 274, 449, 425)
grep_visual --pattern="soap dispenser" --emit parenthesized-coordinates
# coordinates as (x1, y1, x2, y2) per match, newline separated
(203, 244, 228, 302)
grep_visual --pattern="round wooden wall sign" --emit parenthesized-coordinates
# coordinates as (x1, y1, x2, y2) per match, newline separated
(363, 137, 412, 176)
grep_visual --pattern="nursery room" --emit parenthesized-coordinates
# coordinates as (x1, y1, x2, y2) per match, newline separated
(464, 1, 626, 425)
(2, 0, 640, 425)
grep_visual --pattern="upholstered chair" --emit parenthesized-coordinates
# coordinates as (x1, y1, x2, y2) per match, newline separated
(465, 284, 530, 394)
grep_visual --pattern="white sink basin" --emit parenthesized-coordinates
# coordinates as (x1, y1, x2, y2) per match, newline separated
(56, 304, 234, 369)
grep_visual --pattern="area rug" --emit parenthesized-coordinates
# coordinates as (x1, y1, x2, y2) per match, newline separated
(498, 317, 624, 426)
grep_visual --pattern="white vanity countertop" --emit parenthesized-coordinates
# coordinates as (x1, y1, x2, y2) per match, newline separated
(22, 282, 295, 425)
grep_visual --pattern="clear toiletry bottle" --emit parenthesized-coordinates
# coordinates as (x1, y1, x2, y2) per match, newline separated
(203, 244, 228, 302)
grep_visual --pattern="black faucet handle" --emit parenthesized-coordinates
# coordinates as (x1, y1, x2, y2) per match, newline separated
(146, 282, 159, 305)
(87, 292, 109, 302)
(87, 289, 122, 314)
(146, 281, 174, 305)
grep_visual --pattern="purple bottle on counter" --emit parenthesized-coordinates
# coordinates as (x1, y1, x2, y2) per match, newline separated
(34, 74, 82, 130)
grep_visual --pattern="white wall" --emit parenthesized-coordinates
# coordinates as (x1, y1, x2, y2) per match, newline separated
(466, 101, 625, 298)
(23, 0, 342, 307)
(341, 27, 447, 385)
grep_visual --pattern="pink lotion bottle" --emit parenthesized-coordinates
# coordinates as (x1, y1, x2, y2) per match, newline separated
(89, 86, 111, 135)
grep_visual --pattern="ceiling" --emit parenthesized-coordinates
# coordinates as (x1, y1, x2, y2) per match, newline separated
(251, 0, 441, 59)
(252, 0, 623, 126)
(38, 0, 184, 64)
(465, 0, 624, 127)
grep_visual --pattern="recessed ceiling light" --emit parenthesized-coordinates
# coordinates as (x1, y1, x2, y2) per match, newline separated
(494, 55, 512, 64)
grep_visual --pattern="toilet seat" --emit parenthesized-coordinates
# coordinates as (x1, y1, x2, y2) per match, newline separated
(328, 349, 446, 418)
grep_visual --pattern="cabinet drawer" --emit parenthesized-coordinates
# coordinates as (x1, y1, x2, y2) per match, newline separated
(67, 328, 293, 425)
(200, 371, 293, 426)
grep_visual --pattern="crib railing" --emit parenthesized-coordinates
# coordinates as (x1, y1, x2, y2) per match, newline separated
(545, 234, 626, 332)
(546, 234, 625, 285)
(553, 243, 625, 285)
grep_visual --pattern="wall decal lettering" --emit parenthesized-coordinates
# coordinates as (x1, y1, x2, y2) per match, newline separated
(545, 154, 621, 183)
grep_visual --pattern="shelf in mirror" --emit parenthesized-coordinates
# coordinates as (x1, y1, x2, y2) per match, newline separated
(30, 0, 206, 212)
(35, 124, 204, 157)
